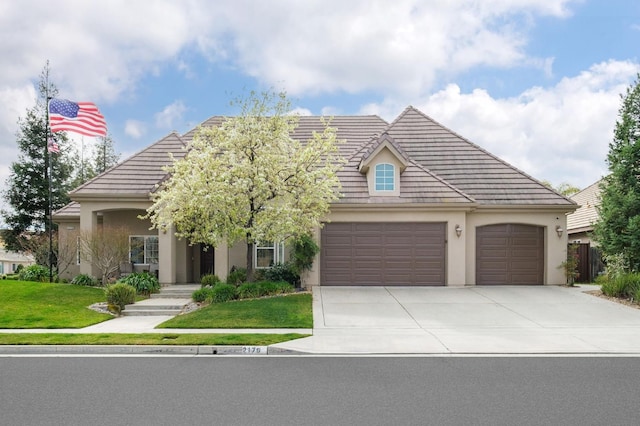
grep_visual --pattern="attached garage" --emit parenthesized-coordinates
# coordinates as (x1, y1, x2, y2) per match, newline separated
(321, 222, 446, 286)
(476, 224, 544, 285)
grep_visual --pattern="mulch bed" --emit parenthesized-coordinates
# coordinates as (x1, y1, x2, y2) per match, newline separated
(583, 289, 640, 310)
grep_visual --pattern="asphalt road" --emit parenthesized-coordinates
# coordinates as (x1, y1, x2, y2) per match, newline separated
(1, 356, 637, 426)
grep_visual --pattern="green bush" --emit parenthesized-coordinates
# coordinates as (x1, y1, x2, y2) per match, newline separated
(105, 283, 136, 313)
(254, 281, 294, 296)
(264, 262, 299, 286)
(192, 287, 215, 303)
(200, 274, 221, 287)
(118, 272, 160, 295)
(237, 282, 261, 299)
(211, 283, 237, 303)
(71, 274, 98, 287)
(226, 267, 247, 285)
(19, 264, 50, 282)
(15, 264, 24, 273)
(601, 272, 640, 299)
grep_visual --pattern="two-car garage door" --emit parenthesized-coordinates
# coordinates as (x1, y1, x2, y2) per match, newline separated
(321, 222, 545, 286)
(321, 222, 446, 286)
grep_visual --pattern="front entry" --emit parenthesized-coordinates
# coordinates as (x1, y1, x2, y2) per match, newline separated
(200, 245, 215, 277)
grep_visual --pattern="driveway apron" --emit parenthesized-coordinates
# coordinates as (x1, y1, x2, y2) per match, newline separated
(272, 285, 640, 355)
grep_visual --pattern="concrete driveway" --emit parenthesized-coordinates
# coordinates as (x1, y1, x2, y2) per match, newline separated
(273, 285, 640, 355)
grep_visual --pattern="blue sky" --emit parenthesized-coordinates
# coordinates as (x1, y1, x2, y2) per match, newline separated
(0, 0, 639, 201)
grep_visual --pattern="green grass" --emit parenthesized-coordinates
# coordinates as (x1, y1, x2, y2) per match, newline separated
(159, 293, 313, 329)
(0, 333, 309, 346)
(0, 280, 112, 328)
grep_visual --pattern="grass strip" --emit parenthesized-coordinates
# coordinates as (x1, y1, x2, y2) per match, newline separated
(158, 293, 312, 329)
(0, 333, 309, 346)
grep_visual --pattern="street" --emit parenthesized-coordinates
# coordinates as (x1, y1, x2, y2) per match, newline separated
(1, 356, 637, 425)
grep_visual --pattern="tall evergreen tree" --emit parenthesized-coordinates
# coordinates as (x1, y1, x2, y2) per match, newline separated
(68, 134, 120, 188)
(594, 74, 640, 270)
(92, 134, 120, 175)
(1, 62, 75, 252)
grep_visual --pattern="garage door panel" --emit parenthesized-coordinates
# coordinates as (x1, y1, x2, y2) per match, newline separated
(476, 224, 544, 285)
(321, 222, 446, 286)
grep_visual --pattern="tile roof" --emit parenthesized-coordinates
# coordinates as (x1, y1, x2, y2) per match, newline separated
(66, 106, 574, 209)
(567, 179, 602, 232)
(386, 107, 575, 205)
(70, 132, 187, 197)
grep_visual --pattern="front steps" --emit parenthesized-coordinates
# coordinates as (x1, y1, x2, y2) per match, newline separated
(122, 284, 199, 316)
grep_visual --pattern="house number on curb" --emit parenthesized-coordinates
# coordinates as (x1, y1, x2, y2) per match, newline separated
(242, 346, 266, 354)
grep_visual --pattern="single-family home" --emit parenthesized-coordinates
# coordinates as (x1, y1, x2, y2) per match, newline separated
(54, 106, 577, 286)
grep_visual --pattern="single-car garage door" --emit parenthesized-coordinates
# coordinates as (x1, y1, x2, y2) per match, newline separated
(321, 222, 446, 286)
(476, 224, 544, 285)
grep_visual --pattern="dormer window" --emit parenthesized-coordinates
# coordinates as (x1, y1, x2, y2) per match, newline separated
(375, 163, 395, 191)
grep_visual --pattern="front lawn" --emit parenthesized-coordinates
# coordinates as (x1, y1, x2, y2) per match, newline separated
(158, 293, 313, 329)
(0, 281, 112, 328)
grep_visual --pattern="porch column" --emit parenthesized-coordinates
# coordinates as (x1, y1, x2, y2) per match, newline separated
(158, 226, 176, 284)
(79, 207, 98, 277)
(214, 241, 229, 280)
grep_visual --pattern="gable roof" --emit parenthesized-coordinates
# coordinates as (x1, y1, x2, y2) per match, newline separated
(567, 179, 602, 233)
(385, 106, 575, 206)
(359, 133, 410, 173)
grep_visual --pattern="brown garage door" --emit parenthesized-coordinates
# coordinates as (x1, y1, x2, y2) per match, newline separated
(476, 224, 544, 285)
(321, 222, 446, 286)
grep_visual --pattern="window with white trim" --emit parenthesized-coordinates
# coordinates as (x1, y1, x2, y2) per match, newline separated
(375, 163, 395, 191)
(129, 236, 159, 264)
(254, 241, 285, 269)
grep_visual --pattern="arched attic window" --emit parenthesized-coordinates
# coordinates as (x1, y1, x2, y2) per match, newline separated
(375, 163, 395, 191)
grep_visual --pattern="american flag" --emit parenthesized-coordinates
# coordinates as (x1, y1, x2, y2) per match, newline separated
(48, 98, 107, 137)
(47, 137, 60, 154)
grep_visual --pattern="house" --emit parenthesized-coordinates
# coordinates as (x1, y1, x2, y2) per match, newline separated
(566, 179, 605, 282)
(567, 179, 601, 244)
(54, 106, 577, 286)
(0, 248, 34, 275)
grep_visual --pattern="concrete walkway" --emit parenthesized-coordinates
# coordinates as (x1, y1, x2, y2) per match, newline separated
(271, 285, 640, 354)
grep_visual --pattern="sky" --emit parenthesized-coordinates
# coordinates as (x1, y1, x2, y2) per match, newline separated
(1, 0, 639, 207)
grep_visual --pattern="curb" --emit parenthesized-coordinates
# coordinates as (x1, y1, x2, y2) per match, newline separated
(0, 345, 296, 356)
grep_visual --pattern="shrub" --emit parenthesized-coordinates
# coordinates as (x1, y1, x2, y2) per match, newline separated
(226, 267, 247, 286)
(601, 272, 640, 299)
(105, 283, 136, 314)
(200, 274, 221, 288)
(118, 272, 160, 295)
(264, 262, 299, 286)
(15, 264, 24, 273)
(211, 283, 237, 303)
(253, 281, 294, 296)
(71, 274, 98, 287)
(192, 287, 213, 303)
(290, 233, 319, 275)
(237, 282, 261, 299)
(19, 264, 50, 282)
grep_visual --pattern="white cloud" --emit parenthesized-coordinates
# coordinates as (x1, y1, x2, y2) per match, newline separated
(288, 107, 312, 116)
(124, 120, 147, 139)
(211, 0, 577, 96)
(393, 60, 640, 189)
(155, 101, 187, 130)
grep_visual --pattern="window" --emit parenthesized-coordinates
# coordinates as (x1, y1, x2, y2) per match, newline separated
(375, 163, 395, 191)
(129, 236, 159, 264)
(255, 241, 285, 269)
(76, 236, 81, 265)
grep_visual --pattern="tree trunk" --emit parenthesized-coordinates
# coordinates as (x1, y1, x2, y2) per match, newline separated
(246, 239, 254, 283)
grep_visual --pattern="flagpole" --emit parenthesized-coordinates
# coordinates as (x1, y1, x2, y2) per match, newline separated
(47, 98, 54, 283)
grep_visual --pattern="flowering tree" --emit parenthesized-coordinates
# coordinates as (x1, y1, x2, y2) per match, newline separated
(146, 91, 343, 280)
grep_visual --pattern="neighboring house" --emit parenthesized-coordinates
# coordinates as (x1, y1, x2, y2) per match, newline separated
(567, 179, 601, 244)
(54, 106, 577, 286)
(566, 179, 606, 282)
(0, 248, 35, 275)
